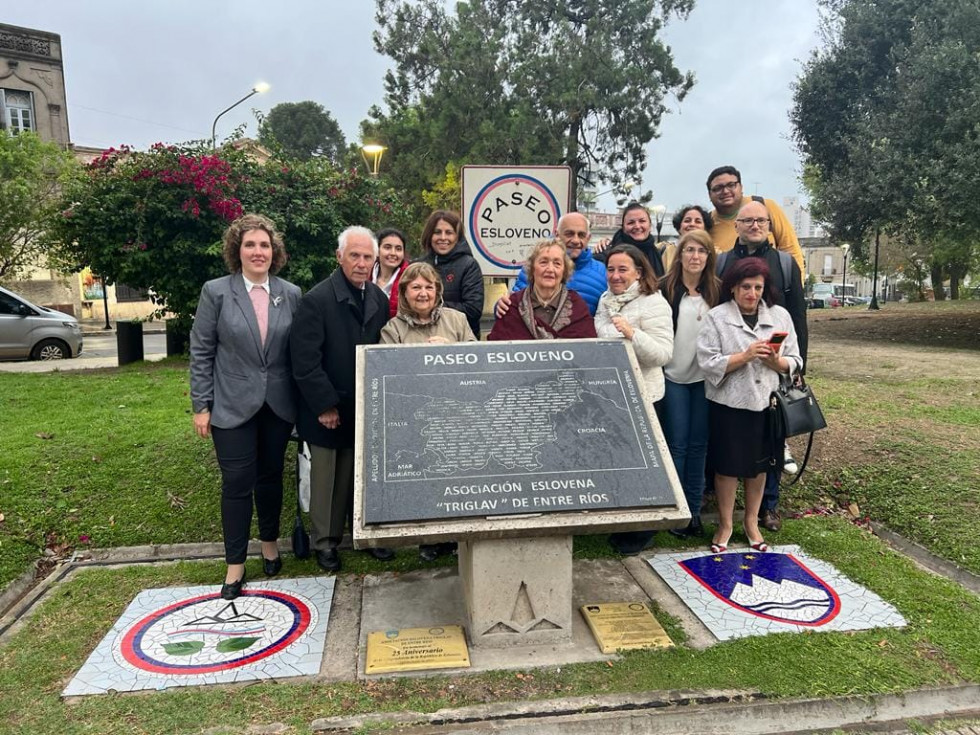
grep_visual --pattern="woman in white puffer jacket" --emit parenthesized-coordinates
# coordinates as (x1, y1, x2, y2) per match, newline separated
(594, 243, 674, 555)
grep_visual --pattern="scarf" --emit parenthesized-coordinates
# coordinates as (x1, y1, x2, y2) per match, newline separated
(517, 286, 574, 339)
(598, 280, 642, 316)
(395, 304, 444, 329)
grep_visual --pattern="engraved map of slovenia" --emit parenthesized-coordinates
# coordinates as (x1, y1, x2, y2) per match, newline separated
(384, 369, 650, 480)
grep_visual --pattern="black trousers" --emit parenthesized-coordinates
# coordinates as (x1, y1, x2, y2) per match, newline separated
(211, 403, 293, 564)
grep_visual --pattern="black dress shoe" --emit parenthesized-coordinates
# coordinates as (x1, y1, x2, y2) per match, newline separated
(220, 571, 246, 600)
(315, 548, 341, 572)
(364, 547, 395, 562)
(669, 517, 705, 539)
(263, 556, 282, 577)
(418, 544, 440, 562)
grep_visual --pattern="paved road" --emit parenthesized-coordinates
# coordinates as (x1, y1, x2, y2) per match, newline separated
(0, 332, 169, 373)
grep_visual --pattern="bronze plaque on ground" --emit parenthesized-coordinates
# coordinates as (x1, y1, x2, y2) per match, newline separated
(580, 602, 673, 653)
(365, 625, 471, 674)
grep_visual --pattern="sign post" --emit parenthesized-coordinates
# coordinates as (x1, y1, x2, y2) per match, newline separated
(461, 165, 572, 277)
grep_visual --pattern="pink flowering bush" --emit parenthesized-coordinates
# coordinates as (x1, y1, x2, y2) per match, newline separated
(55, 142, 409, 323)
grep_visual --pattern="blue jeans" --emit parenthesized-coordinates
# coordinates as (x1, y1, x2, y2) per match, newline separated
(763, 465, 780, 512)
(661, 380, 708, 516)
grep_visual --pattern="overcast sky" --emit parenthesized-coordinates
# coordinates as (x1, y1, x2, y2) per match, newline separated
(6, 0, 823, 212)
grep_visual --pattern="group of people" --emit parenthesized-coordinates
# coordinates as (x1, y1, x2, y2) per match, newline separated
(189, 163, 808, 600)
(190, 209, 487, 599)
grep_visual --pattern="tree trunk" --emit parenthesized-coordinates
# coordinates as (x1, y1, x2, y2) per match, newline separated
(930, 262, 945, 300)
(948, 261, 965, 300)
(565, 114, 581, 213)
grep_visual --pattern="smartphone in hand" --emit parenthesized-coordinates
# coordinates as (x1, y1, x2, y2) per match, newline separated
(768, 331, 788, 353)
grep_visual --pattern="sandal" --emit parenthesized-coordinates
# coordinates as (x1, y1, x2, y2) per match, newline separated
(710, 542, 728, 554)
(749, 540, 769, 553)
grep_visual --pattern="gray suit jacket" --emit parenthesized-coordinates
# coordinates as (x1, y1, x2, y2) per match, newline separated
(190, 274, 302, 429)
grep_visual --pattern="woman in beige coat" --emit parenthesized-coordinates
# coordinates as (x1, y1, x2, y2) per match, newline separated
(380, 262, 475, 561)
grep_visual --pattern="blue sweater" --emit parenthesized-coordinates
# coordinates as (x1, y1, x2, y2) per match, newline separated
(512, 247, 607, 315)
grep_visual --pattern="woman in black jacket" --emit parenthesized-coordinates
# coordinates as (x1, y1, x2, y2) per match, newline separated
(418, 210, 485, 339)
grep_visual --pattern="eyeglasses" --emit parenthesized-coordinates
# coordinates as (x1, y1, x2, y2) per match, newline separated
(709, 181, 740, 194)
(681, 247, 709, 256)
(736, 217, 770, 227)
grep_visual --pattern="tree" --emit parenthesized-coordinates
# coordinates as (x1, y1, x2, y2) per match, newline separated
(0, 131, 76, 282)
(367, 0, 694, 215)
(53, 142, 409, 325)
(792, 0, 980, 298)
(258, 101, 346, 163)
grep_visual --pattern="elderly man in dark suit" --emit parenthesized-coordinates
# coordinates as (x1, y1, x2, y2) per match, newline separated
(290, 226, 394, 572)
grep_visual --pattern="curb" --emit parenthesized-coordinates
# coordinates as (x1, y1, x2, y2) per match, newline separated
(310, 685, 980, 733)
(871, 522, 980, 597)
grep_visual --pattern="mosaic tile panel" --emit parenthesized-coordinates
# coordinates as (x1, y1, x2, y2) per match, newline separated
(648, 545, 906, 641)
(63, 576, 335, 696)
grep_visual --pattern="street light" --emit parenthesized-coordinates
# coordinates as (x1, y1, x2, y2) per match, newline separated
(361, 144, 386, 176)
(868, 228, 881, 310)
(840, 242, 850, 307)
(652, 204, 668, 244)
(211, 82, 270, 149)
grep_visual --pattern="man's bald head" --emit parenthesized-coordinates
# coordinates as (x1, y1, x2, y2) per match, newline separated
(734, 200, 771, 248)
(556, 212, 591, 257)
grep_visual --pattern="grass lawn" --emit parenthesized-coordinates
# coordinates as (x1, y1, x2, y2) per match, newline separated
(0, 303, 978, 733)
(0, 517, 978, 735)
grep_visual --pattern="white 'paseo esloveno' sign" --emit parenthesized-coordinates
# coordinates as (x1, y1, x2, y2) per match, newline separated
(461, 165, 571, 277)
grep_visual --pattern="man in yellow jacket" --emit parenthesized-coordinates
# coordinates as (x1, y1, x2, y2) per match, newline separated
(705, 165, 805, 279)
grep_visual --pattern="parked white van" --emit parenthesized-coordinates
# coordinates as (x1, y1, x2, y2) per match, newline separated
(0, 285, 83, 360)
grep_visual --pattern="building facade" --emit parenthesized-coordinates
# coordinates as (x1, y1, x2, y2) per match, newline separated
(1, 23, 156, 324)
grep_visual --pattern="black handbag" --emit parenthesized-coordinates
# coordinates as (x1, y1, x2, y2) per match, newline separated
(770, 373, 827, 485)
(770, 372, 827, 438)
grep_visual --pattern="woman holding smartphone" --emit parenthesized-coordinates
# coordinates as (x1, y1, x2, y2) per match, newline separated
(696, 258, 801, 553)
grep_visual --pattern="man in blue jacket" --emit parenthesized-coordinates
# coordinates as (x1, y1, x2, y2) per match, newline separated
(496, 211, 607, 317)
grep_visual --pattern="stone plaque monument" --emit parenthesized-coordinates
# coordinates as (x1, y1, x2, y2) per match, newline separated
(354, 339, 688, 650)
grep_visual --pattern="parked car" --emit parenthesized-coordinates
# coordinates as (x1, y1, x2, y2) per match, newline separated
(809, 284, 840, 309)
(0, 285, 83, 360)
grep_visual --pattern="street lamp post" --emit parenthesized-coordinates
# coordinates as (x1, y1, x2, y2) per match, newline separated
(652, 205, 668, 244)
(840, 242, 850, 307)
(360, 144, 386, 176)
(211, 82, 270, 150)
(868, 227, 881, 310)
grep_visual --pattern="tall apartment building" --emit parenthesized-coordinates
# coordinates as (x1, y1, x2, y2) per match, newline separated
(0, 24, 70, 145)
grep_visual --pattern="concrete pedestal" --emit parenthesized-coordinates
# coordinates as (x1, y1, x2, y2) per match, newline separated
(458, 535, 573, 648)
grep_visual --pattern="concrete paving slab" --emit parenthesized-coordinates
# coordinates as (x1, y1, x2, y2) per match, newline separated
(357, 559, 672, 679)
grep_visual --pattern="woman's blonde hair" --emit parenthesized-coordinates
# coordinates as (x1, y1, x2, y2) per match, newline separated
(661, 228, 721, 307)
(397, 261, 443, 316)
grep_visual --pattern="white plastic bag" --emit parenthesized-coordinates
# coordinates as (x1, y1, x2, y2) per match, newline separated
(297, 441, 311, 513)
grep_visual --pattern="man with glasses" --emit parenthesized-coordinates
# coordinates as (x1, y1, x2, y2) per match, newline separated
(495, 211, 607, 316)
(705, 165, 805, 276)
(719, 199, 809, 533)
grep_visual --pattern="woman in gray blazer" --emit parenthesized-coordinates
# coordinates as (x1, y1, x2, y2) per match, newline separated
(190, 214, 302, 600)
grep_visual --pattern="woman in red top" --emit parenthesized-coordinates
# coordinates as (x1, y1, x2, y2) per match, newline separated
(489, 239, 596, 341)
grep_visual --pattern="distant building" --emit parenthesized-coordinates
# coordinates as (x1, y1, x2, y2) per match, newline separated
(1, 23, 157, 324)
(781, 197, 826, 238)
(0, 23, 70, 145)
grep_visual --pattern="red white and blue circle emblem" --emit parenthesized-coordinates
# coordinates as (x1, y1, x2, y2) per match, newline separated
(118, 590, 312, 675)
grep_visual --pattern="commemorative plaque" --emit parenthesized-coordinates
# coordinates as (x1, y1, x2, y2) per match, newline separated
(355, 338, 686, 540)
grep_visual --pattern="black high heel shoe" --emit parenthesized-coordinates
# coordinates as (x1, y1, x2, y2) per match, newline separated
(263, 556, 283, 576)
(221, 569, 246, 600)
